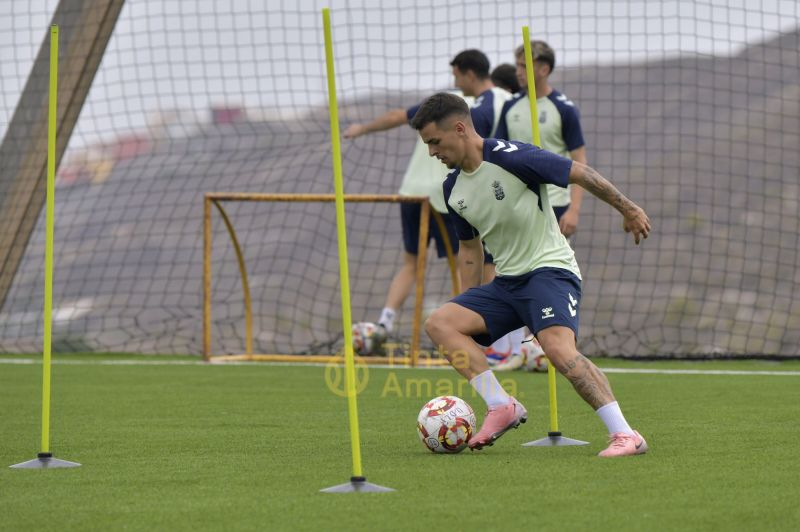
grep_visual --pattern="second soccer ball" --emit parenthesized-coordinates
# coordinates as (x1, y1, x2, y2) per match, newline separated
(521, 334, 549, 372)
(351, 321, 386, 356)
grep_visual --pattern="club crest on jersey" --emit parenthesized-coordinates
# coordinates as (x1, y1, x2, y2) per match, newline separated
(539, 110, 547, 123)
(456, 199, 467, 213)
(491, 181, 505, 200)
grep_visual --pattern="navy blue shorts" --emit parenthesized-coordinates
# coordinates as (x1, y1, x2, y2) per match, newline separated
(483, 243, 494, 264)
(401, 203, 459, 258)
(483, 205, 569, 265)
(451, 267, 581, 346)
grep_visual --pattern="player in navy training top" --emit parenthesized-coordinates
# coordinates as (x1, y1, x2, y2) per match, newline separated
(490, 63, 521, 94)
(410, 92, 652, 457)
(491, 40, 588, 371)
(495, 40, 587, 237)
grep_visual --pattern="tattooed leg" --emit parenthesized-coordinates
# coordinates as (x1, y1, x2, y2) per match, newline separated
(557, 353, 615, 409)
(537, 326, 616, 409)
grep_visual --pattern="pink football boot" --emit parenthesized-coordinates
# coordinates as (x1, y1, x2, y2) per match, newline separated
(468, 397, 528, 450)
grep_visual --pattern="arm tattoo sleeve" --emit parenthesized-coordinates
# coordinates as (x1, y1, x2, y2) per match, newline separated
(574, 164, 637, 217)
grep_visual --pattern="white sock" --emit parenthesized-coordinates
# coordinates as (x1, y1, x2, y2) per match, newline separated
(489, 334, 510, 354)
(378, 307, 396, 332)
(507, 327, 526, 355)
(596, 401, 634, 435)
(470, 370, 510, 408)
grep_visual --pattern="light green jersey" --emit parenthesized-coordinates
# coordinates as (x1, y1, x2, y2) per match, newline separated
(444, 139, 581, 278)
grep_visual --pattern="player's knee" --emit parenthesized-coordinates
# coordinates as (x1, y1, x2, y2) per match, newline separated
(540, 343, 577, 371)
(402, 253, 418, 269)
(424, 309, 451, 340)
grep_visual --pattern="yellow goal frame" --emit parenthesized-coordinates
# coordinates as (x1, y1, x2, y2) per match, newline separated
(203, 192, 458, 366)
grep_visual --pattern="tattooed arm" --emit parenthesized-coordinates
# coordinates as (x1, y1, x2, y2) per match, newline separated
(568, 161, 652, 244)
(457, 237, 484, 292)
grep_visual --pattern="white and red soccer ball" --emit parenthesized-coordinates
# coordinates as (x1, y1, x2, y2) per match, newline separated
(351, 321, 378, 356)
(521, 334, 549, 372)
(416, 396, 477, 453)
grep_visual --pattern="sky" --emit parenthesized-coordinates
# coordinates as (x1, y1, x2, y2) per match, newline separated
(1, 0, 798, 149)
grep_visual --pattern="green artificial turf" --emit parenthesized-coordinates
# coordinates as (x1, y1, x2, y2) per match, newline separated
(1, 357, 799, 531)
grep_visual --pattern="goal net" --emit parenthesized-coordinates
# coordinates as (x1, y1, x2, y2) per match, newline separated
(0, 1, 798, 358)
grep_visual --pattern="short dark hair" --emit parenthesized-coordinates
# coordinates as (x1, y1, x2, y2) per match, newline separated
(515, 40, 556, 74)
(491, 64, 520, 93)
(449, 49, 490, 79)
(410, 92, 471, 131)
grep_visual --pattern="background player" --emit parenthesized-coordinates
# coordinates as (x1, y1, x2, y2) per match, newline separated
(493, 40, 588, 371)
(490, 63, 520, 94)
(343, 49, 511, 352)
(496, 40, 586, 237)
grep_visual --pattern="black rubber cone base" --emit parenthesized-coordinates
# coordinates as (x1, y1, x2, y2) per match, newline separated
(320, 476, 395, 493)
(522, 431, 589, 447)
(10, 453, 81, 469)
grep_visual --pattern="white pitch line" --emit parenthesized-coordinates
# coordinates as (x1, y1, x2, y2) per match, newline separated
(0, 358, 206, 366)
(0, 357, 799, 375)
(601, 367, 800, 376)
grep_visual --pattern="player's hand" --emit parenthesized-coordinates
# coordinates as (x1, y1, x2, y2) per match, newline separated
(623, 205, 651, 244)
(343, 124, 366, 139)
(558, 207, 579, 237)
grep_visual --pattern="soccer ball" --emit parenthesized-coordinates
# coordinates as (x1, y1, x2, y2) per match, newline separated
(521, 334, 549, 372)
(416, 396, 477, 453)
(351, 321, 385, 356)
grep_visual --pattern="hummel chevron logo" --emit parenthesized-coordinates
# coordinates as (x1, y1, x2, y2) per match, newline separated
(556, 94, 575, 106)
(492, 141, 518, 153)
(568, 292, 578, 317)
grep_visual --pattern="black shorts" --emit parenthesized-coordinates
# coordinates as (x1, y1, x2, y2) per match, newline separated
(400, 203, 459, 258)
(552, 204, 569, 221)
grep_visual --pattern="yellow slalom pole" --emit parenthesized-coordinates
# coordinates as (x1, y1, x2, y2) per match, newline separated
(522, 27, 559, 435)
(40, 24, 59, 455)
(322, 8, 363, 480)
(10, 25, 80, 469)
(546, 355, 559, 432)
(521, 28, 542, 149)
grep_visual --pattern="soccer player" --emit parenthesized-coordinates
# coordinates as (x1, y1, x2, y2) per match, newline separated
(490, 63, 521, 95)
(493, 40, 588, 371)
(496, 40, 586, 237)
(411, 92, 651, 457)
(343, 50, 510, 349)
